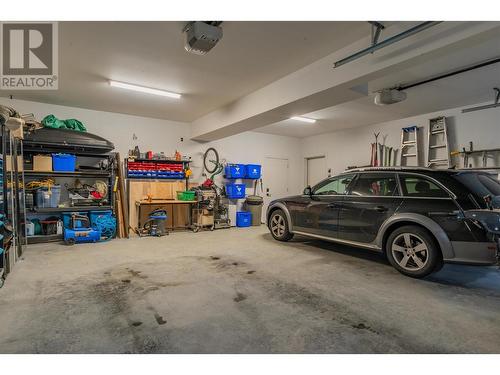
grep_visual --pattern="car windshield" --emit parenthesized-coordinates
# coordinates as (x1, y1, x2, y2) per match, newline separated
(452, 172, 500, 206)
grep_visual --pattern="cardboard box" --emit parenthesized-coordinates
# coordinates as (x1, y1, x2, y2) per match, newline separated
(5, 155, 24, 172)
(10, 125, 24, 139)
(33, 155, 52, 172)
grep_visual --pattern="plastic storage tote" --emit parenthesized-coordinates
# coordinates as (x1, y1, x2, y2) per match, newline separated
(52, 153, 76, 172)
(226, 183, 246, 199)
(245, 164, 262, 179)
(236, 211, 252, 227)
(36, 185, 61, 208)
(89, 210, 113, 227)
(225, 164, 246, 179)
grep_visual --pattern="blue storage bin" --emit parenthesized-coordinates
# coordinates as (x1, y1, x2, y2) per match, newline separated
(89, 210, 113, 227)
(225, 164, 246, 179)
(62, 212, 88, 228)
(236, 211, 252, 227)
(245, 164, 262, 179)
(52, 153, 76, 172)
(226, 183, 246, 199)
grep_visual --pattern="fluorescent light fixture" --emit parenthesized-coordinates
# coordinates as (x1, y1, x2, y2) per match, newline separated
(109, 80, 181, 99)
(290, 116, 316, 123)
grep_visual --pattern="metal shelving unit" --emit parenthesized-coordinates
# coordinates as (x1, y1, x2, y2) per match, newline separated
(0, 124, 27, 285)
(22, 144, 115, 244)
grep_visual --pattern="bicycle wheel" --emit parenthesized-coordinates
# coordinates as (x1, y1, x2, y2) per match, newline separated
(203, 147, 220, 174)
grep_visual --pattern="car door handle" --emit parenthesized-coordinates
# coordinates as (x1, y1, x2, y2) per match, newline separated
(327, 202, 340, 208)
(374, 205, 388, 212)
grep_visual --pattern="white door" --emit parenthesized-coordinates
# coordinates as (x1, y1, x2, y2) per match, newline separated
(262, 157, 289, 223)
(306, 156, 327, 187)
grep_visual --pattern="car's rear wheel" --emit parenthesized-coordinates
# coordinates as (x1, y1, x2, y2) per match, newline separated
(269, 209, 294, 241)
(386, 225, 442, 278)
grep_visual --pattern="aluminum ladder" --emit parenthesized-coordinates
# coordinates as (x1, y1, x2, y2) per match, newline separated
(400, 126, 420, 166)
(426, 116, 450, 168)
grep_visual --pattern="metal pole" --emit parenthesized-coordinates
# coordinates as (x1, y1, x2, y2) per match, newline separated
(334, 22, 442, 68)
(400, 57, 500, 91)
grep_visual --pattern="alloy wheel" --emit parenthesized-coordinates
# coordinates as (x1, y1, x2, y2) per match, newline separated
(271, 214, 286, 238)
(391, 233, 429, 271)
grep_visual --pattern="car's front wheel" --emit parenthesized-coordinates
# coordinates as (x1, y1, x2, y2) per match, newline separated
(269, 209, 294, 242)
(386, 225, 442, 278)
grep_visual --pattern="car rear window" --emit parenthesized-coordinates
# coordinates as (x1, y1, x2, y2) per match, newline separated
(399, 175, 449, 198)
(452, 172, 500, 197)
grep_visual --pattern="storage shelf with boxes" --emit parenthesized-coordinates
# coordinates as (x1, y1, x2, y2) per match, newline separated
(22, 128, 117, 245)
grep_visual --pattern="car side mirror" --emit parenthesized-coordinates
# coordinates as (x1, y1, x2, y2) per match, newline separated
(303, 186, 312, 196)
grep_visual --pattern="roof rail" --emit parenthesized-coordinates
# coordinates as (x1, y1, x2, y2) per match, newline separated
(343, 166, 453, 173)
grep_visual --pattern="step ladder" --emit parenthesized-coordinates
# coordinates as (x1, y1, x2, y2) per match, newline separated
(427, 116, 450, 168)
(400, 126, 420, 166)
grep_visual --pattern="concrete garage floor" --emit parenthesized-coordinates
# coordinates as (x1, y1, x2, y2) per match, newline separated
(0, 226, 499, 354)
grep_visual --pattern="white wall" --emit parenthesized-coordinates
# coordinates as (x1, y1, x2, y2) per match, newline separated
(0, 98, 189, 160)
(0, 98, 304, 200)
(301, 101, 500, 179)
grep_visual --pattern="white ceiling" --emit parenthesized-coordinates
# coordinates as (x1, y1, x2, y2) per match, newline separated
(256, 30, 500, 137)
(0, 21, 370, 122)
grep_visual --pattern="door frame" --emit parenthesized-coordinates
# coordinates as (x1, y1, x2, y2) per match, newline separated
(262, 156, 290, 221)
(304, 155, 326, 187)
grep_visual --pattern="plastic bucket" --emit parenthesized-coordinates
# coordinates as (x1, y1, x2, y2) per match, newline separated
(236, 211, 252, 227)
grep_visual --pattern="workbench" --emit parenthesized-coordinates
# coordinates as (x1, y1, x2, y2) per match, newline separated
(135, 199, 196, 231)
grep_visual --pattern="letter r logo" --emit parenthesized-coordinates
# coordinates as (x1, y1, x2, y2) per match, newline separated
(2, 23, 54, 75)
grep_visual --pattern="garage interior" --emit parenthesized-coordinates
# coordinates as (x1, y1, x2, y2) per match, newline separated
(0, 20, 500, 354)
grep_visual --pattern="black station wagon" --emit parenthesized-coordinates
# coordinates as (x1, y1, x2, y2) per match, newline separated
(267, 167, 500, 278)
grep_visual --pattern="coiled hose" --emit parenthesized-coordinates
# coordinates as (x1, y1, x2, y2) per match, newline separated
(94, 215, 116, 241)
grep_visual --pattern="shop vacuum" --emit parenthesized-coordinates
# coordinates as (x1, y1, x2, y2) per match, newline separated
(138, 209, 168, 237)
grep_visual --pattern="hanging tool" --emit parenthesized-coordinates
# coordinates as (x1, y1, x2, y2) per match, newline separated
(379, 143, 384, 167)
(373, 132, 380, 166)
(392, 149, 399, 166)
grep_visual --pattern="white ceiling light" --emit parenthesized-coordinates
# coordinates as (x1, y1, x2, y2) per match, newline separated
(109, 80, 182, 99)
(290, 116, 316, 123)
